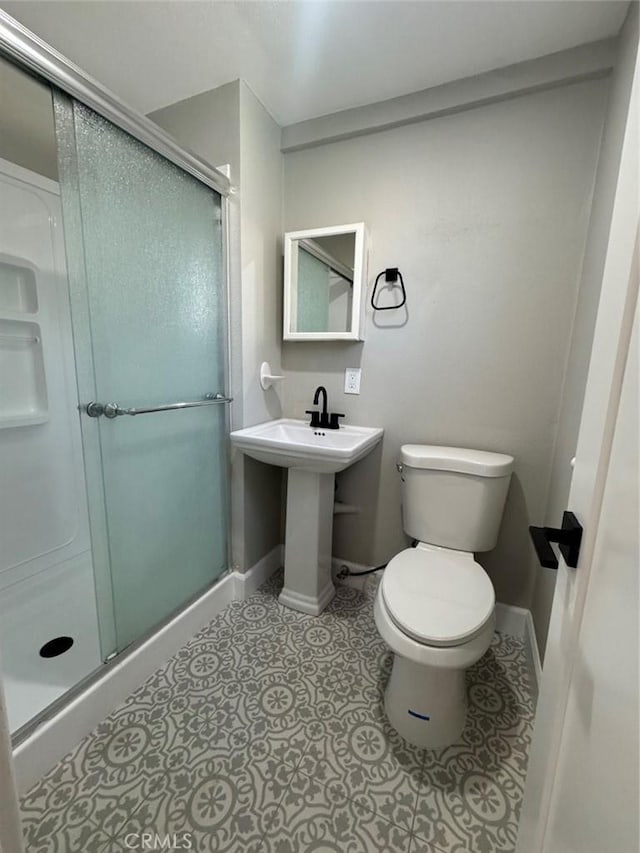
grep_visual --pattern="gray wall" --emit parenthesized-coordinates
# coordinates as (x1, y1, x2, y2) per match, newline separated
(151, 80, 284, 572)
(149, 80, 241, 177)
(237, 82, 284, 567)
(532, 4, 639, 656)
(0, 55, 57, 179)
(282, 79, 608, 608)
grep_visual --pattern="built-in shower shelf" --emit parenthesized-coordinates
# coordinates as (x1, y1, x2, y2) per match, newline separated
(0, 412, 49, 429)
(0, 257, 38, 314)
(0, 318, 48, 428)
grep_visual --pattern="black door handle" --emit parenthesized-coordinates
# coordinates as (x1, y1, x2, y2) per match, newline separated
(529, 511, 583, 570)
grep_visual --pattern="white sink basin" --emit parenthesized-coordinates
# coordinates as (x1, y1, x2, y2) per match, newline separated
(230, 418, 383, 474)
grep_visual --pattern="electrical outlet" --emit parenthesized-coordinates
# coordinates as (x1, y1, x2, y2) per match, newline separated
(344, 368, 361, 394)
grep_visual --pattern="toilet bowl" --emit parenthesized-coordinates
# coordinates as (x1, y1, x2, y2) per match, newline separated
(375, 445, 513, 748)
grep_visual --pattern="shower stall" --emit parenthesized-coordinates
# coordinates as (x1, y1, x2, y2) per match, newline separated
(0, 12, 232, 744)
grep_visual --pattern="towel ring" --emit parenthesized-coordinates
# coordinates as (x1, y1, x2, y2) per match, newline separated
(371, 268, 406, 311)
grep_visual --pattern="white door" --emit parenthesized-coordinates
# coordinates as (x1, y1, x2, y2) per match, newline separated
(516, 31, 639, 853)
(542, 242, 639, 853)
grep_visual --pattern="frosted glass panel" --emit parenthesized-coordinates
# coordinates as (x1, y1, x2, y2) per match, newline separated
(56, 99, 228, 652)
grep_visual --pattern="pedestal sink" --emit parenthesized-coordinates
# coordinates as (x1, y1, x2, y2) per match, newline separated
(230, 418, 384, 615)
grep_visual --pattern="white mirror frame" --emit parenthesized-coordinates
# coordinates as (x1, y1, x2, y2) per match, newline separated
(283, 222, 367, 341)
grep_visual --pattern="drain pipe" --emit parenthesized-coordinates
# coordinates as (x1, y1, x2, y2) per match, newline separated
(337, 541, 419, 579)
(0, 664, 24, 853)
(336, 562, 387, 579)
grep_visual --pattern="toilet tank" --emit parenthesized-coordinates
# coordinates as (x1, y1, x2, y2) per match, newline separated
(400, 445, 514, 552)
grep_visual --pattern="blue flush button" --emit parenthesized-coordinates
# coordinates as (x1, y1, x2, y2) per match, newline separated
(408, 709, 430, 721)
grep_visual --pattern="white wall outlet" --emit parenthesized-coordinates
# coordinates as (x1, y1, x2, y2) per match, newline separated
(344, 368, 362, 394)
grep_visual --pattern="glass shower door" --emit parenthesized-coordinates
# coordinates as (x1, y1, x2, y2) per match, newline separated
(55, 96, 229, 656)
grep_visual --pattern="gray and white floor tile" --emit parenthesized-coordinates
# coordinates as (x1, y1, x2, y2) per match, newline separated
(20, 571, 535, 852)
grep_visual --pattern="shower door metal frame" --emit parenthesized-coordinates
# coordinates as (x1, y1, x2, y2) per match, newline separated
(0, 10, 231, 198)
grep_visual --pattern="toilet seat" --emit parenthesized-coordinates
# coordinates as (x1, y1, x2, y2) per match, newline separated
(381, 547, 495, 647)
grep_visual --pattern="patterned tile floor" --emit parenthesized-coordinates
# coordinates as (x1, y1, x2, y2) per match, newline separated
(20, 571, 535, 853)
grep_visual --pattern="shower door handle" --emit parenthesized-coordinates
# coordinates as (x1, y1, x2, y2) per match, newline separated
(85, 393, 233, 418)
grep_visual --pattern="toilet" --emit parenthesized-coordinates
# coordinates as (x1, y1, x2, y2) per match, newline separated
(374, 444, 514, 748)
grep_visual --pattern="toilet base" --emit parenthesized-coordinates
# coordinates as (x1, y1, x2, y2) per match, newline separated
(384, 653, 467, 748)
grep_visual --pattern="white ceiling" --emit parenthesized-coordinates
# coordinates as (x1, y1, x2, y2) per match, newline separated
(2, 1, 629, 125)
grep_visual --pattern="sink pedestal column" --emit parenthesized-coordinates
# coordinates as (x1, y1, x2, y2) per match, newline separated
(280, 468, 336, 615)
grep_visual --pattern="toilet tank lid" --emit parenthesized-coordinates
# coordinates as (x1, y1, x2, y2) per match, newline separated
(401, 445, 514, 477)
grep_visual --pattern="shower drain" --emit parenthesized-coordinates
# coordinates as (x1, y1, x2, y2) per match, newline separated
(39, 636, 74, 658)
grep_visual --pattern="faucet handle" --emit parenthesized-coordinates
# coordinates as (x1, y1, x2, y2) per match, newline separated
(328, 412, 345, 430)
(305, 410, 321, 428)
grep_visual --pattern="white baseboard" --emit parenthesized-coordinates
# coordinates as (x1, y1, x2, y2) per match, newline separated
(524, 609, 542, 699)
(233, 544, 283, 599)
(14, 547, 283, 795)
(495, 602, 541, 698)
(494, 602, 529, 638)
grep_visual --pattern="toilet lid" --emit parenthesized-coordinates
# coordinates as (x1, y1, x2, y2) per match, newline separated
(381, 549, 495, 647)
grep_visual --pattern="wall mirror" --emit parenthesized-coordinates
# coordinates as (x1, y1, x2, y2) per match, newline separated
(283, 222, 366, 341)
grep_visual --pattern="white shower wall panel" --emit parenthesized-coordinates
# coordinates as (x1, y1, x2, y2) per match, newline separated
(0, 160, 92, 587)
(0, 159, 101, 730)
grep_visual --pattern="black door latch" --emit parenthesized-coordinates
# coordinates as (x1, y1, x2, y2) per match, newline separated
(529, 511, 583, 570)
